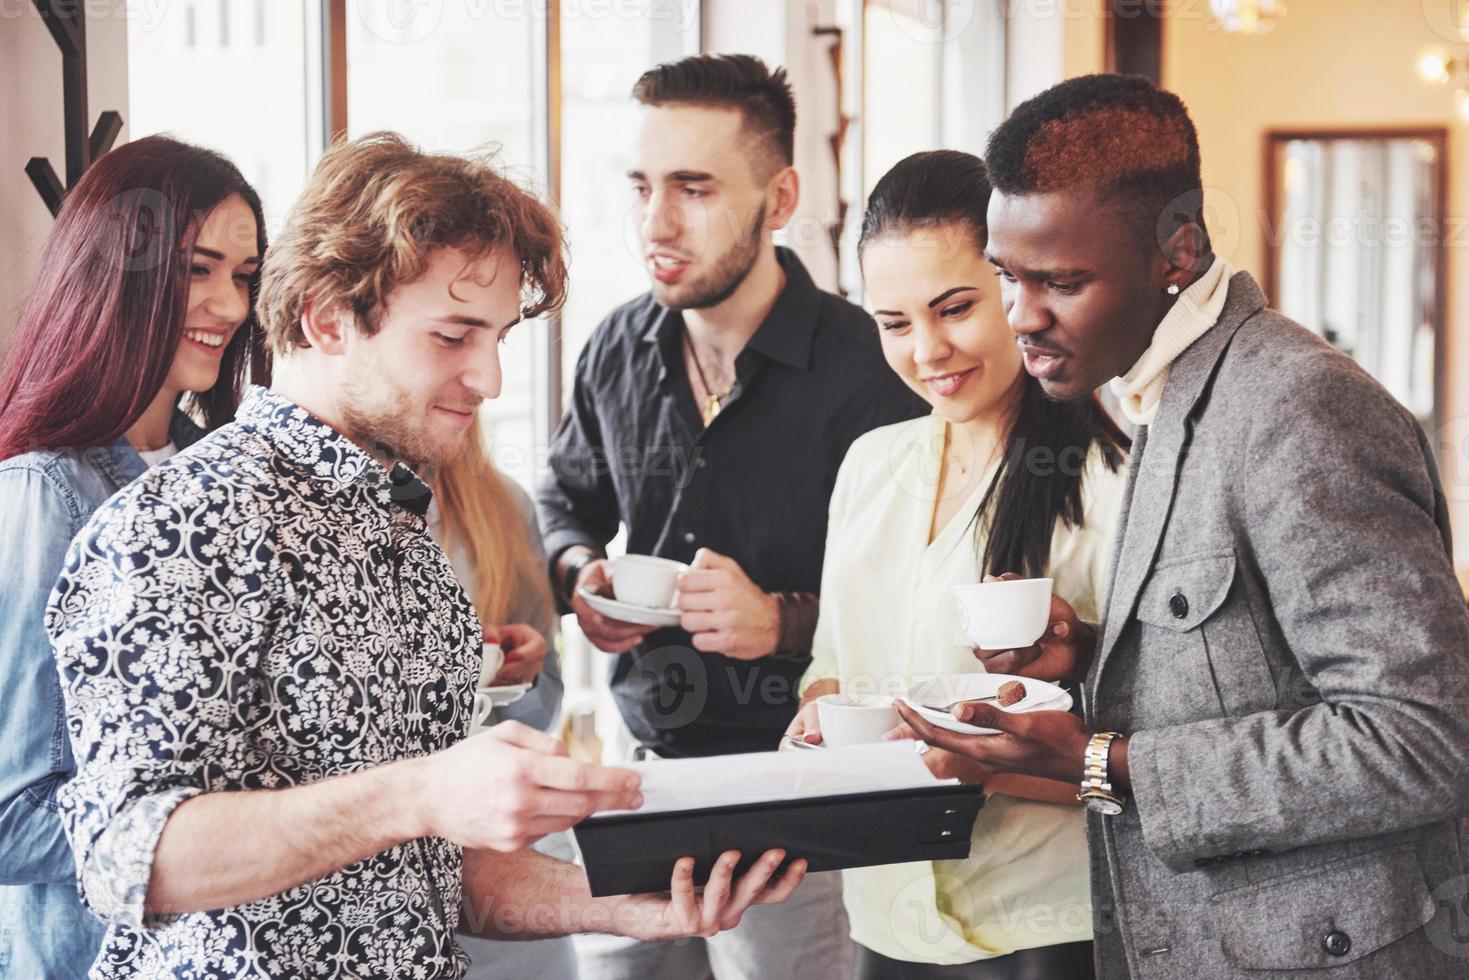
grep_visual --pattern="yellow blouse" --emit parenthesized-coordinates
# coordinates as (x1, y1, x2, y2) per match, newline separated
(802, 413, 1128, 964)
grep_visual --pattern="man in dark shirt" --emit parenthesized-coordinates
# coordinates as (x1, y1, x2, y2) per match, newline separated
(538, 55, 924, 980)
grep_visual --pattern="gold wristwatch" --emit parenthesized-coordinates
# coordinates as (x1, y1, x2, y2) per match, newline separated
(1077, 732, 1127, 815)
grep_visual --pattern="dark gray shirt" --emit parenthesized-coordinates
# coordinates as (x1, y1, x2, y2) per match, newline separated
(538, 248, 927, 757)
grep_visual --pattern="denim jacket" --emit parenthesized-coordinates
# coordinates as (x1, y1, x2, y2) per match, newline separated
(0, 412, 201, 980)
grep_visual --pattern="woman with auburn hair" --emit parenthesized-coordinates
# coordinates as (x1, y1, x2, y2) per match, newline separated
(430, 414, 576, 980)
(788, 150, 1128, 978)
(0, 135, 266, 979)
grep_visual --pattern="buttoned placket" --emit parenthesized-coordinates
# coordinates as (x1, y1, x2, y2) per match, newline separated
(653, 345, 761, 559)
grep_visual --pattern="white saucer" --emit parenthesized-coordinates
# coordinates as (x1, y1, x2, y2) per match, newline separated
(478, 682, 532, 707)
(904, 673, 1073, 735)
(580, 589, 682, 629)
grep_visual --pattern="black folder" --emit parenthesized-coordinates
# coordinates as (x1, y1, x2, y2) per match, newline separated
(572, 782, 986, 897)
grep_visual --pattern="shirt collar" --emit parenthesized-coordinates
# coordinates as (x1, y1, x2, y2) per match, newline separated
(236, 386, 434, 517)
(641, 246, 822, 373)
(745, 247, 820, 370)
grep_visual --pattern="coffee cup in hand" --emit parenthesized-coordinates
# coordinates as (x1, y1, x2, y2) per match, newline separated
(952, 578, 1053, 650)
(816, 694, 899, 747)
(472, 643, 507, 726)
(609, 554, 686, 608)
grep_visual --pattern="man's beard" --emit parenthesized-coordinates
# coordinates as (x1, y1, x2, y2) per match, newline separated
(659, 204, 766, 312)
(339, 369, 468, 468)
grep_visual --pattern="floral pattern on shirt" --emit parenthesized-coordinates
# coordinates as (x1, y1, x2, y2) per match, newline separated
(46, 386, 482, 979)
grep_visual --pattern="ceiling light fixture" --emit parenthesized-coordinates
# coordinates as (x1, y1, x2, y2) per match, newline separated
(1209, 0, 1286, 35)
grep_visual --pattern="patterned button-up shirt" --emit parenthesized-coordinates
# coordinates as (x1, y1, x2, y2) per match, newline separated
(46, 386, 482, 979)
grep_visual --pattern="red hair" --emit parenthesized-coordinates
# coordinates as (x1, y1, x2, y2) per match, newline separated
(0, 135, 269, 460)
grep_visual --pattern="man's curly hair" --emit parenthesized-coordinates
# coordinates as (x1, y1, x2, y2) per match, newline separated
(258, 132, 566, 355)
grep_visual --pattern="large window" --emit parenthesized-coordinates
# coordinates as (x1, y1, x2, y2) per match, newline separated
(347, 2, 548, 491)
(127, 0, 323, 236)
(346, 3, 541, 171)
(828, 0, 1006, 298)
(860, 0, 1005, 199)
(557, 5, 700, 388)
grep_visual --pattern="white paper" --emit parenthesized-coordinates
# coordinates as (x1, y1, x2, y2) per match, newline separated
(594, 740, 957, 817)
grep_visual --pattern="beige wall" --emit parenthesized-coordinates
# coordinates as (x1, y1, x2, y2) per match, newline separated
(1164, 0, 1469, 563)
(0, 8, 129, 347)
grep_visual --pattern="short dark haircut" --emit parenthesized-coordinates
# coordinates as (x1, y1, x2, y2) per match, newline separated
(857, 150, 1127, 579)
(632, 53, 796, 175)
(985, 73, 1208, 252)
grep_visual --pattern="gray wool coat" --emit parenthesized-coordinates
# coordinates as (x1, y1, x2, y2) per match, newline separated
(1084, 271, 1469, 978)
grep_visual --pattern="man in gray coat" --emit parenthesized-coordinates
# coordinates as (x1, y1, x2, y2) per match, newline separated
(894, 74, 1469, 977)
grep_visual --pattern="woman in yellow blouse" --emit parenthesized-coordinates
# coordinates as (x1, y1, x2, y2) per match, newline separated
(789, 150, 1129, 979)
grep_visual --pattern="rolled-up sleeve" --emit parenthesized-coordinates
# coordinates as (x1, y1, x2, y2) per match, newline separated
(45, 484, 273, 928)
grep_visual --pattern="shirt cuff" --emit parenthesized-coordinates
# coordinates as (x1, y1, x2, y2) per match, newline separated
(771, 592, 819, 661)
(79, 786, 202, 930)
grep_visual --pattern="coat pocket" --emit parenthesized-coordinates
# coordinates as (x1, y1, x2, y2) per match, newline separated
(1135, 549, 1235, 632)
(1136, 548, 1275, 718)
(1212, 843, 1434, 969)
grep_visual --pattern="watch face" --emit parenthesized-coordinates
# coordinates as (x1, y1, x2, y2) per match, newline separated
(1085, 796, 1124, 816)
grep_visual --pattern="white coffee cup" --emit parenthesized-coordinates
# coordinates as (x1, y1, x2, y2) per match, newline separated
(952, 578, 1053, 650)
(816, 693, 900, 747)
(479, 642, 505, 687)
(472, 643, 507, 726)
(610, 554, 686, 608)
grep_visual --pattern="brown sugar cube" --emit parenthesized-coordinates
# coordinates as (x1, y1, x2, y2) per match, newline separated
(997, 680, 1026, 707)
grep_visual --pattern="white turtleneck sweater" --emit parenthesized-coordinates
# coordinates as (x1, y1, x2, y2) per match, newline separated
(1109, 258, 1232, 426)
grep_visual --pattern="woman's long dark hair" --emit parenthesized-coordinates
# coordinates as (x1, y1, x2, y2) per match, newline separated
(0, 135, 270, 460)
(860, 150, 1128, 579)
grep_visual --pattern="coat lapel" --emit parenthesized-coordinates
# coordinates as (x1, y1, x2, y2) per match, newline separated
(1091, 272, 1268, 687)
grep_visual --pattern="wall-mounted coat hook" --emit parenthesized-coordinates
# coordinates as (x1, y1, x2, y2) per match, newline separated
(25, 0, 126, 216)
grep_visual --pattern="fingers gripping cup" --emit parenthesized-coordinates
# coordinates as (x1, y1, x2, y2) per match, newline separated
(952, 578, 1053, 650)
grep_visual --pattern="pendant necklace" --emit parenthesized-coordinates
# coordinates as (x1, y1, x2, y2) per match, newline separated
(685, 333, 734, 426)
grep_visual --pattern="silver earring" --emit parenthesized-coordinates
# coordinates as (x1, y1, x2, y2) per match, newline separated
(1166, 283, 1181, 296)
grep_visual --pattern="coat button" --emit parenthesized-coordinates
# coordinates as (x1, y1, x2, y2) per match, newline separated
(1322, 931, 1351, 957)
(1168, 591, 1189, 618)
(683, 532, 696, 544)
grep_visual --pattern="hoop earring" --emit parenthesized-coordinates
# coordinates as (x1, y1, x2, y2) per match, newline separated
(1166, 283, 1181, 296)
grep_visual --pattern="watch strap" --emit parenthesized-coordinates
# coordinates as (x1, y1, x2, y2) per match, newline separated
(1078, 732, 1127, 812)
